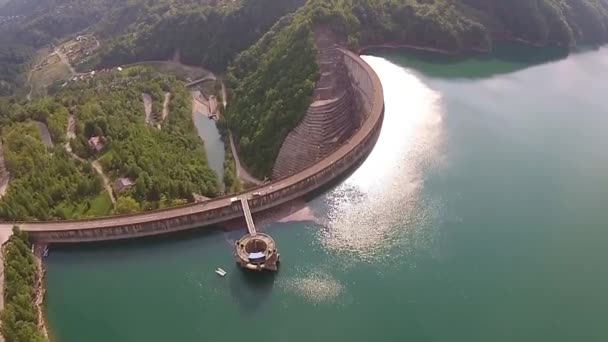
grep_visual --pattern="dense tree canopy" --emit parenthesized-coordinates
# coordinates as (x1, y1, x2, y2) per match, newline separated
(95, 0, 306, 71)
(0, 227, 48, 342)
(0, 45, 32, 97)
(2, 0, 608, 96)
(61, 68, 219, 207)
(225, 8, 320, 178)
(0, 122, 102, 220)
(0, 0, 271, 95)
(0, 67, 219, 221)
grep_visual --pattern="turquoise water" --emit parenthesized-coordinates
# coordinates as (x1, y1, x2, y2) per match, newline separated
(45, 46, 608, 342)
(193, 112, 225, 185)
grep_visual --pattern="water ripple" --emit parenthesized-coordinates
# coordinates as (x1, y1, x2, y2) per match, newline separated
(280, 270, 345, 304)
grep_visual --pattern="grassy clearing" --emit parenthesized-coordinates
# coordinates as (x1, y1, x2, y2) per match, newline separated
(85, 191, 114, 217)
(29, 59, 71, 97)
(54, 191, 113, 219)
(27, 47, 73, 98)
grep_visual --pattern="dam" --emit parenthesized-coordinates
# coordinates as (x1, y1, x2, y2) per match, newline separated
(0, 48, 385, 244)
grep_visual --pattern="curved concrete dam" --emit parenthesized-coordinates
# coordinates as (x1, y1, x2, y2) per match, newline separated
(1, 49, 385, 243)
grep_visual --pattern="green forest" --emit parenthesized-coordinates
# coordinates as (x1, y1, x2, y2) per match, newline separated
(0, 67, 219, 221)
(59, 68, 219, 210)
(95, 0, 307, 71)
(0, 45, 33, 97)
(0, 227, 47, 342)
(87, 0, 608, 74)
(0, 0, 304, 96)
(0, 122, 102, 220)
(225, 9, 319, 178)
(2, 0, 608, 97)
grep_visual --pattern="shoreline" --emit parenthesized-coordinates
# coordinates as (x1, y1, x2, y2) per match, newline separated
(358, 43, 459, 55)
(34, 245, 50, 340)
(358, 42, 491, 56)
(358, 37, 571, 58)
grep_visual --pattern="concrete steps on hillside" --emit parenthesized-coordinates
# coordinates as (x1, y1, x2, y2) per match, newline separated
(272, 75, 358, 179)
(272, 30, 366, 180)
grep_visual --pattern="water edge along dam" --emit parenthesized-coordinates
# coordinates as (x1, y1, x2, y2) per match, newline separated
(0, 49, 385, 250)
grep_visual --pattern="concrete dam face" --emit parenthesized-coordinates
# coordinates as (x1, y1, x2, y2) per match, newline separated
(272, 34, 367, 180)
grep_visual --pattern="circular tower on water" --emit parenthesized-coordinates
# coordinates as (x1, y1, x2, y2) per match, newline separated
(235, 233, 280, 271)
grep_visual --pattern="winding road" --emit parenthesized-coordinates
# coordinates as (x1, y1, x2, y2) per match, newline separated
(229, 132, 263, 185)
(63, 112, 116, 205)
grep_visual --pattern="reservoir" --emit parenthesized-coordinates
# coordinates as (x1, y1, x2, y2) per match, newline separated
(45, 45, 608, 342)
(193, 112, 225, 186)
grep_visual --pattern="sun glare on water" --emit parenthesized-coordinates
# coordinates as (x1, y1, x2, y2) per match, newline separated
(318, 56, 445, 263)
(280, 270, 345, 304)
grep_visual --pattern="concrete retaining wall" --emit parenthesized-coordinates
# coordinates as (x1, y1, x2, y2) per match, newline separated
(16, 50, 384, 243)
(345, 53, 374, 114)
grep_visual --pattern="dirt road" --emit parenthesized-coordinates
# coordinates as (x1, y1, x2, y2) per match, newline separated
(162, 92, 171, 121)
(229, 132, 263, 185)
(92, 160, 116, 205)
(0, 182, 7, 200)
(62, 113, 116, 205)
(54, 48, 76, 75)
(142, 93, 153, 124)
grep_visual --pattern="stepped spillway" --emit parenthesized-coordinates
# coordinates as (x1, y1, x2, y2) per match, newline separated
(272, 37, 364, 179)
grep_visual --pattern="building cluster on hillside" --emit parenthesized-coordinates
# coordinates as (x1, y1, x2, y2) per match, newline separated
(61, 35, 100, 63)
(69, 67, 123, 84)
(0, 15, 24, 26)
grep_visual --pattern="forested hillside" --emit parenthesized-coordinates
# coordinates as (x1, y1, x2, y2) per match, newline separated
(225, 11, 318, 177)
(95, 0, 306, 71)
(0, 0, 305, 95)
(59, 68, 220, 209)
(462, 0, 608, 46)
(1, 227, 47, 342)
(0, 122, 103, 220)
(225, 0, 608, 178)
(2, 0, 608, 96)
(0, 67, 219, 220)
(0, 45, 32, 97)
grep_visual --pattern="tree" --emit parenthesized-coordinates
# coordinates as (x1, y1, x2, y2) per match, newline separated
(0, 226, 48, 342)
(114, 196, 140, 214)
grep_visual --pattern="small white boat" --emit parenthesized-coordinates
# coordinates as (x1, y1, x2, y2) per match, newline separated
(215, 268, 227, 277)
